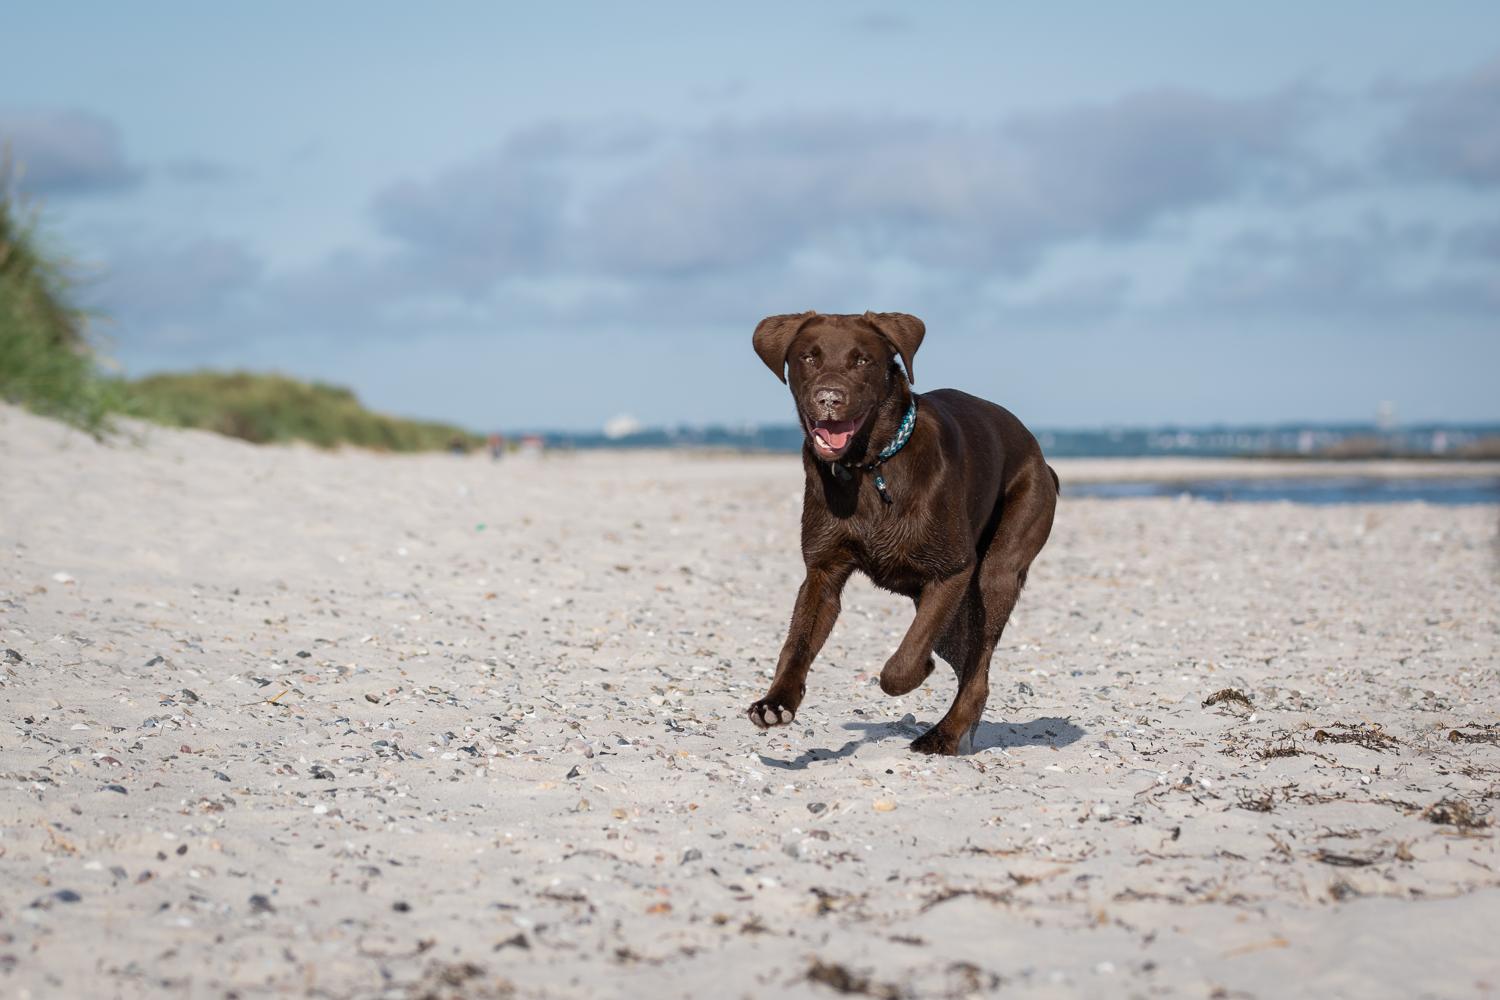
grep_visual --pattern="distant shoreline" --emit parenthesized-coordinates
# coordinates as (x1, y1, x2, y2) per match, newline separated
(534, 447, 1500, 483)
(1047, 456, 1500, 482)
(538, 421, 1500, 462)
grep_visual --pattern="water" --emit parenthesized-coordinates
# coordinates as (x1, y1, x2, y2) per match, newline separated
(1063, 477, 1500, 506)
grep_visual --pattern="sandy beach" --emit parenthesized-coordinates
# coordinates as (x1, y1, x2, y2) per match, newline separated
(2, 402, 1497, 999)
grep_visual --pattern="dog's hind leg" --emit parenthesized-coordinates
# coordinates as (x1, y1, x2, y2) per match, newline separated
(911, 463, 1056, 755)
(910, 589, 1005, 756)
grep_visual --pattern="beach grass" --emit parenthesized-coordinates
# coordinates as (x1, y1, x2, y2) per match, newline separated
(125, 370, 483, 451)
(0, 164, 126, 435)
(2, 165, 481, 452)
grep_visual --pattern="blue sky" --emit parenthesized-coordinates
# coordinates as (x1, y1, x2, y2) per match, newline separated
(3, 3, 1498, 431)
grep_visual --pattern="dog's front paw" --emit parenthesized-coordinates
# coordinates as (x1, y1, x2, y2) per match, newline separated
(879, 654, 934, 696)
(910, 726, 961, 756)
(748, 696, 797, 730)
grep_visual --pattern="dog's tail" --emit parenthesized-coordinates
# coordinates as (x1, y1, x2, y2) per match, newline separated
(1047, 464, 1059, 494)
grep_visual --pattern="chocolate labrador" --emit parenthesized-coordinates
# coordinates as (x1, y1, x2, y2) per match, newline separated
(747, 311, 1058, 755)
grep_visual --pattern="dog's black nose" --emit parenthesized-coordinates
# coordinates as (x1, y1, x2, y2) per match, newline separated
(813, 387, 846, 413)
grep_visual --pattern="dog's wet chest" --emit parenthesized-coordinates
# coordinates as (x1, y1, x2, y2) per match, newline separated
(837, 507, 959, 594)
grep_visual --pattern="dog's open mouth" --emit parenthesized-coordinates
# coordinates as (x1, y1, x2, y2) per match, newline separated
(803, 412, 869, 459)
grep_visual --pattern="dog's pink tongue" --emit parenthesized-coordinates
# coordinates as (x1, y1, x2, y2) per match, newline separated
(814, 425, 853, 450)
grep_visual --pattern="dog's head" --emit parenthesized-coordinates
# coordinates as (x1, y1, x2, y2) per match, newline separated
(753, 311, 924, 462)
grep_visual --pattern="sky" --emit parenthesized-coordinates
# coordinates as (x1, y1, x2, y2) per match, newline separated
(3, 3, 1498, 432)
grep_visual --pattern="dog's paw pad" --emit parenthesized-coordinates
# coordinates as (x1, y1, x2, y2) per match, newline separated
(748, 699, 795, 729)
(910, 728, 960, 756)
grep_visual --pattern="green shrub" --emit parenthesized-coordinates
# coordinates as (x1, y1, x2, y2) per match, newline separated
(125, 370, 483, 452)
(0, 163, 123, 433)
(2, 161, 478, 452)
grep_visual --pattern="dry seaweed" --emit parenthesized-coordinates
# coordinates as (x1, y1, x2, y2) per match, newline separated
(400, 960, 515, 1000)
(806, 960, 905, 999)
(1448, 725, 1500, 746)
(1328, 878, 1362, 901)
(1203, 688, 1252, 709)
(1314, 848, 1380, 867)
(1236, 789, 1276, 813)
(1312, 723, 1399, 752)
(919, 887, 1013, 913)
(1421, 797, 1491, 830)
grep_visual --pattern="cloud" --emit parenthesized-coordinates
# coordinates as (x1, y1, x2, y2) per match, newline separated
(367, 86, 1324, 295)
(1450, 220, 1500, 260)
(162, 156, 237, 186)
(370, 152, 570, 290)
(1384, 56, 1500, 186)
(499, 117, 660, 160)
(845, 11, 916, 34)
(89, 237, 264, 345)
(93, 59, 1500, 375)
(0, 108, 140, 197)
(109, 84, 1321, 353)
(1185, 215, 1497, 319)
(365, 116, 663, 295)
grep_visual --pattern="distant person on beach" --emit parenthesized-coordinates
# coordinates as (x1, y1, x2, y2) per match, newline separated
(488, 433, 506, 461)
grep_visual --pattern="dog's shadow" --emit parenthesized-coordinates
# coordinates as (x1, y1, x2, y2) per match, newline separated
(757, 715, 1084, 770)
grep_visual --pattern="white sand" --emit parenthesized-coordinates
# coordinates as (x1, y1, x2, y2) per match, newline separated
(2, 403, 1498, 999)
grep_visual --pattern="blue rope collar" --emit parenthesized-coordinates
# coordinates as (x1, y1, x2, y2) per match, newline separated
(830, 396, 917, 505)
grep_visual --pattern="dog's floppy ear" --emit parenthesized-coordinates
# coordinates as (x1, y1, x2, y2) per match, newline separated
(863, 311, 925, 384)
(752, 311, 818, 383)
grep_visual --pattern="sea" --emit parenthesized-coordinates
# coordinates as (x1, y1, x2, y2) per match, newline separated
(1063, 477, 1500, 506)
(532, 421, 1500, 506)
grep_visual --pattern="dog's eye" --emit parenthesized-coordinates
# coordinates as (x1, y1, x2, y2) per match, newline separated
(800, 353, 816, 364)
(854, 357, 868, 366)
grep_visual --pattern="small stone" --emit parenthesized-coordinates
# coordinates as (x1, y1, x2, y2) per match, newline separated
(310, 764, 335, 780)
(213, 771, 230, 782)
(873, 799, 897, 813)
(392, 900, 412, 913)
(565, 765, 581, 779)
(807, 802, 828, 815)
(32, 889, 82, 908)
(102, 784, 127, 795)
(145, 655, 164, 667)
(249, 893, 276, 913)
(176, 844, 188, 856)
(3, 649, 22, 664)
(179, 689, 200, 703)
(296, 650, 312, 659)
(681, 848, 702, 864)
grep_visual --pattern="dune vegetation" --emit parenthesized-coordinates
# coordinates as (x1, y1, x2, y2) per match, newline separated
(1, 167, 480, 452)
(0, 165, 125, 433)
(127, 370, 482, 451)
